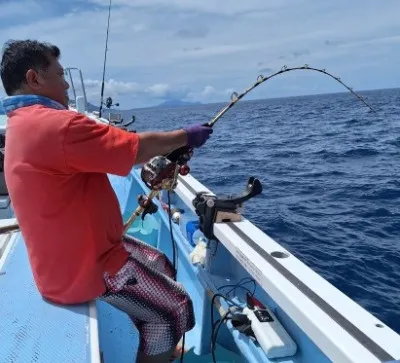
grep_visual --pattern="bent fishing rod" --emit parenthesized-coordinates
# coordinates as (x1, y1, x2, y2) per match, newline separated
(206, 64, 376, 127)
(122, 64, 377, 233)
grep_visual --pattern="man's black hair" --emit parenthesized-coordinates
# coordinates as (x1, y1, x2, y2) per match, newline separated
(0, 40, 60, 95)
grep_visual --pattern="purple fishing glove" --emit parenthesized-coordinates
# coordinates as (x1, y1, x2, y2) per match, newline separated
(183, 123, 213, 148)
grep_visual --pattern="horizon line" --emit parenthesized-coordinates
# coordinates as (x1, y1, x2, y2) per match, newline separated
(104, 85, 400, 111)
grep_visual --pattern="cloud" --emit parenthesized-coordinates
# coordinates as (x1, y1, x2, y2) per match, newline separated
(338, 35, 400, 48)
(77, 77, 235, 107)
(325, 40, 338, 46)
(88, 0, 289, 16)
(84, 79, 141, 98)
(80, 79, 192, 106)
(1, 1, 400, 107)
(325, 35, 400, 48)
(182, 46, 203, 52)
(258, 67, 274, 74)
(0, 0, 42, 20)
(292, 49, 311, 58)
(185, 85, 233, 103)
(144, 83, 189, 100)
(175, 27, 209, 39)
(172, 43, 261, 59)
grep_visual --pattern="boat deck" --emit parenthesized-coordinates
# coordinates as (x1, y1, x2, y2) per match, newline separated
(0, 232, 101, 363)
(0, 226, 244, 363)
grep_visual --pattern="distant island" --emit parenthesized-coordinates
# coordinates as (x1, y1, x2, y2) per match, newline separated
(86, 102, 99, 113)
(84, 100, 201, 113)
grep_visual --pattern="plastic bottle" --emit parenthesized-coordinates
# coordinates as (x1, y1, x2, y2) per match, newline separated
(186, 221, 199, 246)
(191, 228, 208, 246)
(179, 213, 197, 238)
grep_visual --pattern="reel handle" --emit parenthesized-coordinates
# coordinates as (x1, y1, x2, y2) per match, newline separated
(123, 189, 159, 234)
(166, 145, 192, 163)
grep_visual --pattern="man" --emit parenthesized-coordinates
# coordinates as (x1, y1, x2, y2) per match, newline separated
(0, 40, 212, 363)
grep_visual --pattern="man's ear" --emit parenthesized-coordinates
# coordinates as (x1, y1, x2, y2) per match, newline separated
(25, 69, 43, 91)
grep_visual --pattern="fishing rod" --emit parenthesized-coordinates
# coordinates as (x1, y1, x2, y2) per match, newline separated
(206, 64, 377, 127)
(122, 67, 375, 363)
(123, 64, 377, 231)
(98, 0, 112, 118)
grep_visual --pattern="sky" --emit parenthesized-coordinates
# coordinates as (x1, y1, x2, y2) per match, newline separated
(0, 0, 399, 109)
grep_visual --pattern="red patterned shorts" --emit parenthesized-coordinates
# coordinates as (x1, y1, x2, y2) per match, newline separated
(100, 235, 195, 356)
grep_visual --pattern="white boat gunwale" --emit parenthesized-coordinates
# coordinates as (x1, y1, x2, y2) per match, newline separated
(175, 173, 400, 363)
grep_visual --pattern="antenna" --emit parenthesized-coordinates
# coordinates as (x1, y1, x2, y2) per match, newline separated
(98, 0, 112, 118)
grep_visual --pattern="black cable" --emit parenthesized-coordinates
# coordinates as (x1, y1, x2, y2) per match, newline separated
(218, 284, 253, 297)
(179, 333, 185, 363)
(167, 198, 256, 362)
(210, 279, 256, 361)
(218, 277, 257, 298)
(167, 190, 185, 362)
(237, 277, 257, 288)
(167, 191, 177, 278)
(227, 278, 257, 297)
(167, 200, 255, 363)
(211, 312, 231, 363)
(210, 294, 242, 363)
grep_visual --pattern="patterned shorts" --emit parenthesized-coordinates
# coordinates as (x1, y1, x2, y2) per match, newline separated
(100, 235, 195, 356)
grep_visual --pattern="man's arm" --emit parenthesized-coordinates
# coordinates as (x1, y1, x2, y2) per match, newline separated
(63, 113, 212, 176)
(136, 130, 187, 164)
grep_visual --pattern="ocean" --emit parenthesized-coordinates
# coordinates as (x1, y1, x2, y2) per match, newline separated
(126, 87, 400, 334)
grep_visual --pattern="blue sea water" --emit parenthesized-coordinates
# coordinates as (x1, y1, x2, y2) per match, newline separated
(128, 87, 400, 335)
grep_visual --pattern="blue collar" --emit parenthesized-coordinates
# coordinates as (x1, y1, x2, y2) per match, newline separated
(0, 95, 67, 116)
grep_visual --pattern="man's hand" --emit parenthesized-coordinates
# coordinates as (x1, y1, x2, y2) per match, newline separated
(183, 124, 213, 148)
(135, 124, 213, 165)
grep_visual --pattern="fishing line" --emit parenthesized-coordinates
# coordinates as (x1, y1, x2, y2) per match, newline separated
(161, 66, 376, 362)
(98, 0, 112, 118)
(205, 65, 377, 127)
(122, 65, 377, 362)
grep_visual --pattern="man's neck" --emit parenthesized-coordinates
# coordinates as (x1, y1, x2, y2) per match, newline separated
(12, 88, 39, 96)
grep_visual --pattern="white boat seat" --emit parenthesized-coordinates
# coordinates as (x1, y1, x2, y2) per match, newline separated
(0, 233, 100, 363)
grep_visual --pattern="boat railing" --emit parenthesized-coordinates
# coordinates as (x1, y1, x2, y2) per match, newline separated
(65, 67, 88, 113)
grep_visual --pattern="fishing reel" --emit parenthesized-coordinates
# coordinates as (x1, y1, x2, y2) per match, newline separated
(123, 146, 194, 233)
(132, 146, 193, 225)
(140, 146, 193, 190)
